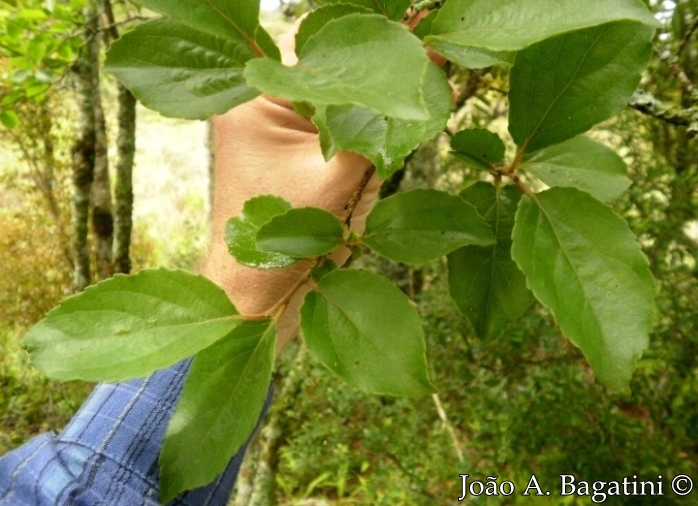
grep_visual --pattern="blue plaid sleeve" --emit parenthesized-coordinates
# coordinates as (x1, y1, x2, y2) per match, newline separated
(0, 358, 272, 506)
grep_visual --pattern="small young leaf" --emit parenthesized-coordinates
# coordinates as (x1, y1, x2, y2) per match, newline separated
(300, 269, 435, 396)
(256, 207, 345, 258)
(296, 4, 372, 55)
(448, 182, 533, 340)
(244, 14, 431, 121)
(137, 0, 280, 59)
(159, 320, 276, 503)
(225, 195, 297, 269)
(363, 189, 494, 264)
(425, 0, 657, 67)
(509, 21, 655, 153)
(511, 187, 655, 392)
(103, 19, 260, 120)
(521, 136, 631, 202)
(450, 128, 506, 171)
(22, 269, 242, 382)
(313, 62, 451, 178)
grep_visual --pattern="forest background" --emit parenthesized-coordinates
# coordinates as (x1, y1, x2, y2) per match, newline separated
(1, 0, 698, 504)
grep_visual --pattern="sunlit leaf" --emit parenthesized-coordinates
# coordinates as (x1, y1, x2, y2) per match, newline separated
(22, 269, 242, 382)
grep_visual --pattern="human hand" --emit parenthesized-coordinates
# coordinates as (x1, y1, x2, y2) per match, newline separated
(201, 30, 381, 354)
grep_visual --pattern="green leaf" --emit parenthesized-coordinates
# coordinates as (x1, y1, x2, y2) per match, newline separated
(313, 62, 451, 178)
(448, 182, 533, 340)
(299, 269, 435, 396)
(425, 0, 657, 67)
(159, 320, 276, 503)
(22, 269, 242, 382)
(296, 4, 372, 55)
(256, 207, 345, 258)
(138, 0, 280, 59)
(521, 136, 631, 202)
(363, 189, 494, 264)
(508, 21, 655, 153)
(244, 14, 431, 121)
(0, 110, 19, 128)
(314, 0, 412, 21)
(511, 187, 655, 391)
(104, 19, 260, 120)
(450, 128, 506, 171)
(225, 195, 297, 269)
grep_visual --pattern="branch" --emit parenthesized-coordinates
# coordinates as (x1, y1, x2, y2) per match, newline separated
(342, 165, 376, 228)
(677, 15, 698, 58)
(628, 90, 698, 137)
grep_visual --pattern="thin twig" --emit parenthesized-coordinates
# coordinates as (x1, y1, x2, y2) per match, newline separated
(342, 166, 376, 228)
(677, 15, 698, 58)
(431, 393, 464, 462)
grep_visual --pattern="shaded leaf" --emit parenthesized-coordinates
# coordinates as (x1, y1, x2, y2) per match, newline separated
(313, 62, 451, 178)
(225, 195, 297, 269)
(257, 207, 345, 258)
(450, 128, 506, 171)
(521, 136, 631, 202)
(104, 19, 260, 120)
(509, 21, 654, 153)
(364, 189, 494, 264)
(426, 0, 657, 67)
(159, 320, 276, 503)
(448, 182, 533, 339)
(300, 269, 435, 396)
(511, 187, 655, 391)
(244, 14, 431, 121)
(22, 269, 242, 382)
(138, 0, 279, 59)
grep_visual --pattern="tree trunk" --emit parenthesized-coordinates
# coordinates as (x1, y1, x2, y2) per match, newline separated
(103, 0, 137, 275)
(89, 5, 114, 281)
(71, 3, 100, 292)
(113, 85, 136, 274)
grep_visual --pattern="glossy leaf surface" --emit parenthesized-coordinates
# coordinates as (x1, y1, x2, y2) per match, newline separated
(521, 136, 631, 202)
(509, 21, 654, 153)
(511, 187, 655, 391)
(257, 207, 345, 258)
(160, 320, 276, 503)
(364, 189, 494, 264)
(225, 195, 297, 269)
(300, 269, 435, 396)
(104, 19, 259, 120)
(244, 14, 431, 121)
(448, 182, 533, 339)
(426, 0, 657, 67)
(22, 269, 242, 382)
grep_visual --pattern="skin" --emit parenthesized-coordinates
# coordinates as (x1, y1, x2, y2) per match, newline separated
(201, 95, 380, 354)
(201, 16, 440, 353)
